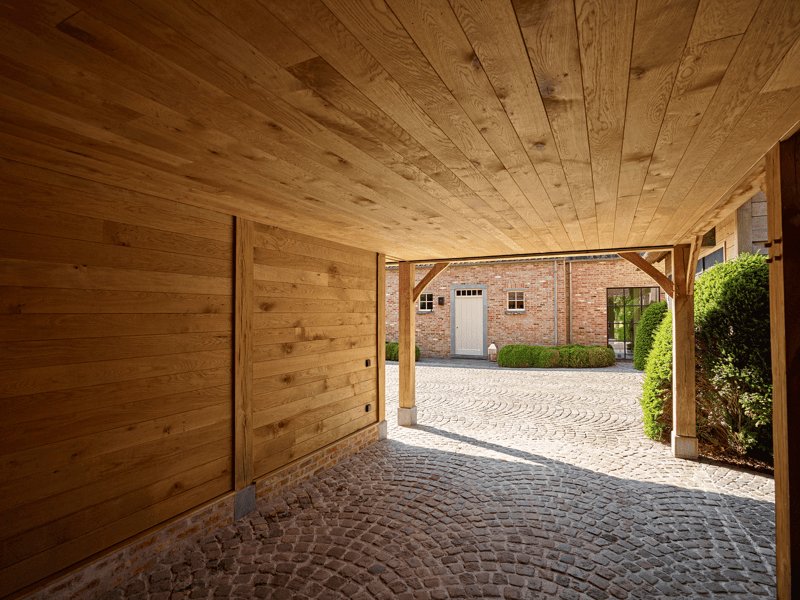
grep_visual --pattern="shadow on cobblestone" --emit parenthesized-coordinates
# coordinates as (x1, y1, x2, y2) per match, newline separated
(108, 438, 775, 600)
(107, 363, 776, 600)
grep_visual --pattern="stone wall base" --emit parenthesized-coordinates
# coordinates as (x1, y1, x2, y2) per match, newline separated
(18, 422, 380, 600)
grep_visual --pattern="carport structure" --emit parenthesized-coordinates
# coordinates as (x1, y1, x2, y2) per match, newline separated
(0, 0, 798, 598)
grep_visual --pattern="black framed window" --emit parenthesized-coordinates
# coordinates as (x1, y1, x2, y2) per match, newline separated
(607, 287, 661, 360)
(696, 247, 724, 275)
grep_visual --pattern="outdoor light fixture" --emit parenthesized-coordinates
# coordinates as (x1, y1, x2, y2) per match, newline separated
(488, 343, 497, 361)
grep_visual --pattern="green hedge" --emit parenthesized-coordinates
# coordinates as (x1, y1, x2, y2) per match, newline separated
(497, 344, 615, 368)
(694, 253, 771, 454)
(497, 345, 560, 368)
(640, 314, 673, 441)
(633, 301, 668, 370)
(639, 254, 772, 456)
(385, 342, 420, 361)
(558, 345, 616, 368)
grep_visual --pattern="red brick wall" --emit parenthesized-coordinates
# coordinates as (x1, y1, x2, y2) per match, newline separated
(386, 258, 665, 358)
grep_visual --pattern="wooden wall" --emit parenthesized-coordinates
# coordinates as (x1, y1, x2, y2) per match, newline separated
(0, 166, 383, 598)
(0, 168, 235, 596)
(249, 224, 378, 478)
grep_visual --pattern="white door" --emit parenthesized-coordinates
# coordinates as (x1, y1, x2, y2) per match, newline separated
(454, 289, 484, 356)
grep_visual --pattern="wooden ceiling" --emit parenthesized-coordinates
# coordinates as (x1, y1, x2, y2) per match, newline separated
(1, 0, 799, 261)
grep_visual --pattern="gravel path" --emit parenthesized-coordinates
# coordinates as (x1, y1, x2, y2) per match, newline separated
(110, 360, 776, 599)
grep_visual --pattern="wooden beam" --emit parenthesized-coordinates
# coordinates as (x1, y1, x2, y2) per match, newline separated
(398, 262, 416, 422)
(234, 217, 254, 490)
(376, 253, 386, 425)
(670, 244, 697, 459)
(686, 235, 703, 295)
(412, 262, 450, 301)
(617, 252, 674, 298)
(766, 137, 800, 600)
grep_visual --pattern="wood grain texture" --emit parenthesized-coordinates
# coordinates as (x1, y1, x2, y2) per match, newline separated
(768, 137, 800, 599)
(377, 253, 386, 423)
(398, 262, 415, 409)
(0, 171, 235, 597)
(671, 244, 695, 439)
(235, 217, 254, 490)
(617, 252, 673, 297)
(250, 225, 378, 479)
(0, 0, 798, 263)
(413, 262, 450, 301)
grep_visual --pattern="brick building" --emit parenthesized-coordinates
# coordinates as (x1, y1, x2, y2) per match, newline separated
(386, 256, 667, 360)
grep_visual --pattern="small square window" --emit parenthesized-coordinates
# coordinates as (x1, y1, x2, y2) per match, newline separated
(507, 291, 524, 311)
(419, 292, 433, 312)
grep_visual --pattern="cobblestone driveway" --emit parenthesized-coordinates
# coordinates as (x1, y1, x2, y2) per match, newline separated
(113, 360, 776, 599)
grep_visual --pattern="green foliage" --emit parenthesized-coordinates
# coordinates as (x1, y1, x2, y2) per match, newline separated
(558, 345, 616, 368)
(497, 345, 560, 368)
(694, 253, 771, 455)
(497, 344, 614, 368)
(633, 301, 668, 370)
(640, 315, 673, 441)
(385, 342, 420, 362)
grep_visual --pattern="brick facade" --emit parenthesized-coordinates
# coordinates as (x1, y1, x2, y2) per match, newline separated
(386, 258, 666, 358)
(22, 423, 380, 600)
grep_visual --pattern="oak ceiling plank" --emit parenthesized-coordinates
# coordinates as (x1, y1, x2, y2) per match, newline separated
(681, 157, 766, 243)
(6, 2, 476, 253)
(762, 35, 800, 93)
(287, 57, 533, 253)
(687, 0, 761, 46)
(0, 92, 193, 170)
(382, 0, 577, 250)
(270, 0, 555, 251)
(60, 3, 465, 247)
(513, 0, 599, 250)
(192, 0, 318, 69)
(0, 3, 429, 256)
(75, 0, 509, 257)
(673, 87, 800, 242)
(447, 0, 585, 250)
(642, 0, 800, 244)
(575, 0, 637, 245)
(626, 34, 741, 246)
(615, 0, 700, 247)
(272, 85, 523, 253)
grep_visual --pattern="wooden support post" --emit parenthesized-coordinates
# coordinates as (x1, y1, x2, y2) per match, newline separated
(766, 139, 800, 600)
(398, 262, 416, 426)
(377, 254, 387, 440)
(618, 252, 674, 297)
(234, 217, 254, 491)
(671, 244, 697, 459)
(413, 262, 450, 301)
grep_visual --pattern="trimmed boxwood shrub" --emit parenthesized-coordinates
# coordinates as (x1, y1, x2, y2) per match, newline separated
(558, 345, 616, 368)
(497, 344, 615, 368)
(639, 254, 772, 456)
(385, 342, 420, 361)
(694, 253, 771, 455)
(633, 301, 668, 370)
(640, 314, 673, 441)
(497, 345, 560, 368)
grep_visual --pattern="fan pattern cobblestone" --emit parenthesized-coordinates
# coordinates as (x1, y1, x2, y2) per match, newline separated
(108, 360, 776, 600)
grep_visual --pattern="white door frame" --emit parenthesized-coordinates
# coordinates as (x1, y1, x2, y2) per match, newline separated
(450, 284, 488, 358)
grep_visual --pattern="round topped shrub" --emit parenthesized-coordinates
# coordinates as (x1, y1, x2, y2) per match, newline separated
(497, 345, 560, 368)
(633, 301, 668, 370)
(694, 253, 771, 454)
(640, 314, 673, 441)
(385, 342, 420, 361)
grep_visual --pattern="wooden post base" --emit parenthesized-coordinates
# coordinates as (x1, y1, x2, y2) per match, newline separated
(378, 420, 388, 440)
(671, 432, 698, 459)
(398, 406, 417, 427)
